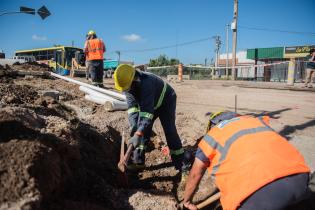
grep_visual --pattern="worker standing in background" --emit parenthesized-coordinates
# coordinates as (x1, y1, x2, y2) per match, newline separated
(183, 111, 311, 210)
(84, 30, 106, 87)
(114, 64, 190, 176)
(304, 48, 315, 88)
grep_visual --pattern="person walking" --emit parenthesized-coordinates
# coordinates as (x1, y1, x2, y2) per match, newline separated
(304, 48, 315, 88)
(84, 30, 106, 87)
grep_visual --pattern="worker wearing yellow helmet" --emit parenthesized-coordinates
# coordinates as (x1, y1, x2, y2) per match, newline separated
(114, 64, 191, 173)
(84, 30, 106, 87)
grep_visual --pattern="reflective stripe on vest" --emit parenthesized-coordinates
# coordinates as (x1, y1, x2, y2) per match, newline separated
(136, 81, 167, 120)
(199, 116, 310, 210)
(170, 148, 184, 156)
(203, 134, 224, 153)
(86, 39, 104, 60)
(211, 125, 272, 178)
(128, 106, 140, 114)
(140, 112, 154, 120)
(204, 117, 273, 178)
(137, 144, 145, 150)
(154, 81, 167, 110)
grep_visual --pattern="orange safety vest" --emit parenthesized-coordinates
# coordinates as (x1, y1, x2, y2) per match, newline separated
(198, 116, 310, 210)
(86, 39, 104, 61)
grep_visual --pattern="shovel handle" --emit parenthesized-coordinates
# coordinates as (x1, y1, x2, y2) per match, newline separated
(196, 192, 221, 209)
(118, 144, 133, 172)
(120, 131, 125, 160)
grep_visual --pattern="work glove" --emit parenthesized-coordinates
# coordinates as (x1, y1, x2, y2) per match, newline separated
(129, 125, 137, 137)
(128, 134, 141, 148)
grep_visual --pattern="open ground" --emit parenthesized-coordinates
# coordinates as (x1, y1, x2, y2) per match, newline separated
(0, 63, 314, 210)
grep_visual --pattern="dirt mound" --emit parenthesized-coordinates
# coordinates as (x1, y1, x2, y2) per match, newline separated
(0, 84, 39, 105)
(12, 62, 52, 72)
(0, 104, 123, 209)
(0, 75, 220, 210)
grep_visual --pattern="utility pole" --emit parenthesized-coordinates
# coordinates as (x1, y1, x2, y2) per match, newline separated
(231, 0, 238, 80)
(115, 51, 121, 62)
(212, 35, 222, 77)
(226, 24, 230, 78)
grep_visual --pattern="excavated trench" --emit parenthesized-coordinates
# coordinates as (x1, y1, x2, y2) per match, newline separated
(0, 96, 123, 209)
(0, 66, 182, 210)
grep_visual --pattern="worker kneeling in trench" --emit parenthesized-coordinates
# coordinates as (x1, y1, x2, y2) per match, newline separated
(183, 111, 312, 210)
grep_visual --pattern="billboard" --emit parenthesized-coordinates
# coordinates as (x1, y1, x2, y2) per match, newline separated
(284, 45, 315, 58)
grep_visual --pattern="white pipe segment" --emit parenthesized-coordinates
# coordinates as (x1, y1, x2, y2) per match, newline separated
(79, 86, 119, 101)
(50, 72, 126, 101)
(84, 95, 128, 111)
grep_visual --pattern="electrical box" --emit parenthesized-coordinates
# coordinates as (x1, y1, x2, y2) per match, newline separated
(231, 21, 236, 30)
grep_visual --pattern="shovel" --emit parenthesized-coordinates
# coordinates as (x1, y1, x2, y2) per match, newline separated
(196, 192, 221, 209)
(118, 131, 134, 173)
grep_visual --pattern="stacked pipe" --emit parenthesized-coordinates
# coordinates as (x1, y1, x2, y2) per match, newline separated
(50, 72, 128, 111)
(79, 86, 128, 111)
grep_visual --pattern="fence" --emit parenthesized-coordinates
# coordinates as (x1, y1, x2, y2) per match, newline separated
(147, 61, 309, 83)
(147, 65, 214, 80)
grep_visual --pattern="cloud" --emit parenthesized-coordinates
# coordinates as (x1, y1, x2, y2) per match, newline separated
(32, 34, 47, 41)
(122, 34, 142, 42)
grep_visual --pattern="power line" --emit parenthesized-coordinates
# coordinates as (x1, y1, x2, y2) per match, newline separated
(112, 36, 212, 54)
(239, 25, 315, 36)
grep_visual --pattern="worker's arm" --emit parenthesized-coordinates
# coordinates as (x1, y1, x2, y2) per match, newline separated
(136, 80, 155, 136)
(84, 41, 89, 55)
(125, 91, 140, 137)
(183, 157, 208, 209)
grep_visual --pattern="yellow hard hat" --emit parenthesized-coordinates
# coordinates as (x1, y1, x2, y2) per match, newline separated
(88, 30, 96, 35)
(114, 64, 136, 91)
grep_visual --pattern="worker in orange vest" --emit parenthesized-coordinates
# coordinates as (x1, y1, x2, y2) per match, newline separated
(84, 30, 106, 87)
(183, 111, 311, 210)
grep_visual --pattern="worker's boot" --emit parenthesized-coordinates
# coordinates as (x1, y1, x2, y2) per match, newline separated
(171, 149, 193, 172)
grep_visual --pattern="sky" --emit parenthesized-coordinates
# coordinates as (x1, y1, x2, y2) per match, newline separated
(0, 0, 315, 64)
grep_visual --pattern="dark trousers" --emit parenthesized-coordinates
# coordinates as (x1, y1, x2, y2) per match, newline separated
(144, 91, 182, 152)
(238, 173, 310, 210)
(87, 60, 103, 84)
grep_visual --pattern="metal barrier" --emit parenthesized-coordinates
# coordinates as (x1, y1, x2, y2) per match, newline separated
(147, 61, 308, 83)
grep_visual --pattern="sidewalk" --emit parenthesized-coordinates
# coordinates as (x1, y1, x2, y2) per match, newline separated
(221, 81, 315, 92)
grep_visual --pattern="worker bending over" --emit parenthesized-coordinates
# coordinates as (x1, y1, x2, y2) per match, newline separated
(183, 111, 310, 210)
(84, 30, 106, 87)
(114, 64, 189, 173)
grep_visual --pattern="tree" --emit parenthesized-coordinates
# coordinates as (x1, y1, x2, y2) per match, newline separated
(148, 54, 180, 67)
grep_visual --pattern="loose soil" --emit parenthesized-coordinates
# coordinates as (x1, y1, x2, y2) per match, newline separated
(0, 63, 314, 210)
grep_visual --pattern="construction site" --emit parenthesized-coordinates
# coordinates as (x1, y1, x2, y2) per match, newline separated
(1, 1, 315, 210)
(0, 60, 314, 210)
